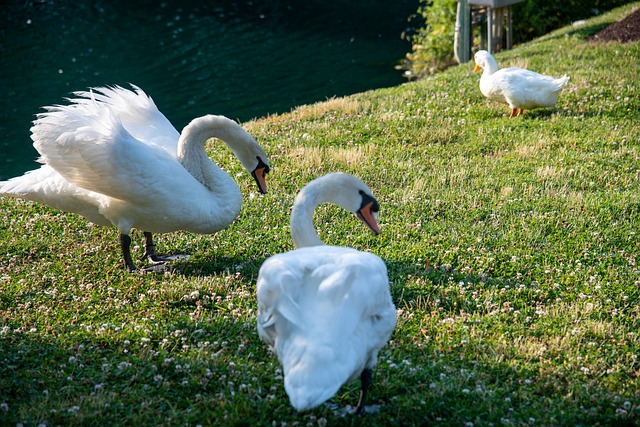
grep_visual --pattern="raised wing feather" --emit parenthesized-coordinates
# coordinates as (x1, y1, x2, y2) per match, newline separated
(72, 85, 180, 154)
(31, 100, 190, 202)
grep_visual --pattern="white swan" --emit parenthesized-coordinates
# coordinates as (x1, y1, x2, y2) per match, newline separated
(473, 50, 569, 118)
(256, 173, 396, 413)
(0, 85, 270, 272)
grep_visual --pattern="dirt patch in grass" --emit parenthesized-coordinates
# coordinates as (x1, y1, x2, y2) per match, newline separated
(587, 7, 640, 42)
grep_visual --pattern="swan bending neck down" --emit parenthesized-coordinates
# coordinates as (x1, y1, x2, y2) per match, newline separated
(257, 173, 396, 414)
(289, 172, 380, 248)
(0, 85, 270, 272)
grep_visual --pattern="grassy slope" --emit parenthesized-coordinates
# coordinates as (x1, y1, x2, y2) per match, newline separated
(1, 3, 639, 426)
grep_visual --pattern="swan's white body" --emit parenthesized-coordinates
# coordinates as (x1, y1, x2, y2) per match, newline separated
(256, 173, 396, 412)
(0, 85, 269, 271)
(474, 50, 569, 118)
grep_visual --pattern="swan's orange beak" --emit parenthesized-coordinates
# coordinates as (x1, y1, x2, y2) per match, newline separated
(473, 64, 482, 73)
(252, 167, 268, 194)
(357, 201, 380, 235)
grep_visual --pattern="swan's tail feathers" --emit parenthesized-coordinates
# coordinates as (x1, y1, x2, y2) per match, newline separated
(555, 75, 570, 91)
(282, 340, 357, 411)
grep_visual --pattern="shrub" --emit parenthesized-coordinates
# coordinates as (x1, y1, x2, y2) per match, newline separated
(404, 0, 458, 79)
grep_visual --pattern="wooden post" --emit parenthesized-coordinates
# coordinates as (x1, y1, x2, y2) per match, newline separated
(454, 0, 471, 64)
(487, 7, 494, 53)
(506, 5, 513, 49)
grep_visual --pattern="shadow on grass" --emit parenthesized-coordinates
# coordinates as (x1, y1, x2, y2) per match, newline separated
(380, 345, 639, 425)
(167, 254, 266, 278)
(0, 312, 276, 425)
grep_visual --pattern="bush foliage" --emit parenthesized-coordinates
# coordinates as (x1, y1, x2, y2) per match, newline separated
(405, 0, 458, 77)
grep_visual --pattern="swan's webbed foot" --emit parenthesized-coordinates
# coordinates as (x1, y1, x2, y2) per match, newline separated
(139, 263, 169, 274)
(120, 232, 192, 273)
(354, 368, 372, 415)
(140, 231, 190, 267)
(120, 232, 169, 273)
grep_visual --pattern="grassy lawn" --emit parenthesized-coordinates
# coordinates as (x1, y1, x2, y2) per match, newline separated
(1, 3, 639, 426)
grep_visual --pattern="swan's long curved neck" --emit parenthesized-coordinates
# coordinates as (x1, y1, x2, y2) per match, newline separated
(290, 187, 326, 249)
(176, 115, 250, 190)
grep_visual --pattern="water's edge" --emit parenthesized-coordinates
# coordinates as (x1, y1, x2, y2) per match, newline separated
(0, 0, 417, 180)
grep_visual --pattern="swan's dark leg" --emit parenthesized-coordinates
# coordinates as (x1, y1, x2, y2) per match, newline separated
(120, 233, 138, 272)
(142, 231, 162, 262)
(355, 368, 372, 415)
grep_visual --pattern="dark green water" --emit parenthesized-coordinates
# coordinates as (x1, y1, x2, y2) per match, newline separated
(0, 0, 417, 180)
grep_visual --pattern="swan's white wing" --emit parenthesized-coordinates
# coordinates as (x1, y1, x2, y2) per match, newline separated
(257, 246, 396, 411)
(72, 85, 180, 155)
(31, 100, 195, 203)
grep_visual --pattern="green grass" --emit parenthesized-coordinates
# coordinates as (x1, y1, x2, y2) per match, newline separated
(1, 4, 639, 426)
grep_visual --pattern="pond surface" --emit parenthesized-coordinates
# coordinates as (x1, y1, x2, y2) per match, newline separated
(0, 0, 417, 179)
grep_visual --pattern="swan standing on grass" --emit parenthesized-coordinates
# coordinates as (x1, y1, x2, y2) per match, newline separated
(473, 50, 569, 118)
(0, 85, 270, 272)
(256, 173, 396, 414)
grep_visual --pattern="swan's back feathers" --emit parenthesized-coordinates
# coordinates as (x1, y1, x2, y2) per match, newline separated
(257, 246, 396, 411)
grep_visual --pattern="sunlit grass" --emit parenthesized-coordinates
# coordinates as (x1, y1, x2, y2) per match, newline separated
(1, 3, 639, 426)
